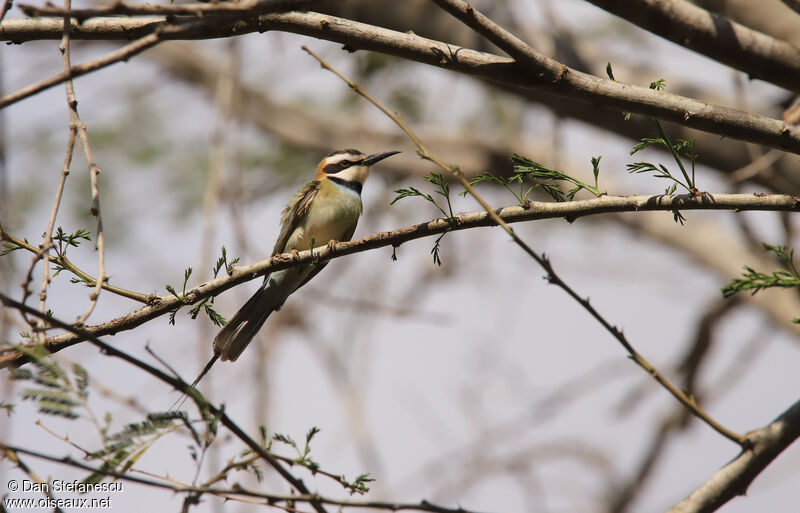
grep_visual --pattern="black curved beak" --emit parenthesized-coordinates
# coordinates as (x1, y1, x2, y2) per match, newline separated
(362, 150, 401, 166)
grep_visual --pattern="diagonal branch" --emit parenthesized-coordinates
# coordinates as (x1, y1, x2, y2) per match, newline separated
(304, 40, 748, 442)
(59, 0, 106, 326)
(0, 3, 323, 109)
(583, 0, 800, 92)
(1, 12, 799, 154)
(666, 396, 800, 513)
(780, 0, 800, 15)
(0, 296, 331, 513)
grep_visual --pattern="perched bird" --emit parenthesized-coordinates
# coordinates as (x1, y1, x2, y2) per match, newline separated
(190, 148, 400, 389)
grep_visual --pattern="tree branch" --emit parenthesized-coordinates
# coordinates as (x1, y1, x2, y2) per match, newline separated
(779, 0, 800, 15)
(666, 396, 800, 513)
(0, 297, 331, 513)
(584, 0, 800, 92)
(2, 12, 800, 154)
(304, 42, 746, 443)
(0, 442, 483, 513)
(1, 192, 796, 369)
(19, 0, 334, 19)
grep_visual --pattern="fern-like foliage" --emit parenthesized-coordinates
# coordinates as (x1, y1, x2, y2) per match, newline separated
(83, 411, 197, 484)
(392, 173, 456, 265)
(466, 154, 602, 205)
(166, 246, 236, 326)
(722, 244, 800, 318)
(10, 345, 89, 419)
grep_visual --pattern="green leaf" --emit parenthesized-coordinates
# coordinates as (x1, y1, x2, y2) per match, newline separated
(509, 154, 601, 201)
(591, 156, 601, 186)
(1, 241, 23, 256)
(0, 402, 14, 416)
(165, 284, 181, 301)
(73, 363, 89, 398)
(213, 246, 239, 278)
(605, 62, 615, 81)
(305, 426, 320, 445)
(273, 432, 297, 449)
(722, 244, 800, 298)
(392, 173, 457, 259)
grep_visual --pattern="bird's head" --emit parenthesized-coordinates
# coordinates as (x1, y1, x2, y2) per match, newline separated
(315, 148, 401, 185)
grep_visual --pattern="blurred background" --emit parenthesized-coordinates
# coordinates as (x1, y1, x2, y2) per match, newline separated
(1, 1, 799, 512)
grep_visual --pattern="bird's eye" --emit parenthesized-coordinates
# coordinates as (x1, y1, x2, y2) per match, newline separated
(339, 160, 351, 167)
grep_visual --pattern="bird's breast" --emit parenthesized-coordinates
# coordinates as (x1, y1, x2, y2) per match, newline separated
(288, 183, 362, 251)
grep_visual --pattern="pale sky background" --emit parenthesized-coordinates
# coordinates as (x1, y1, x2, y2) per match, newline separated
(1, 1, 799, 512)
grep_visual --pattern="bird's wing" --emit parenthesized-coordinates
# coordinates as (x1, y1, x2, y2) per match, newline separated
(292, 218, 358, 291)
(271, 180, 320, 256)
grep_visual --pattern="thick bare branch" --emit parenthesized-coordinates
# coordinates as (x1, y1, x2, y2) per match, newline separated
(666, 397, 800, 513)
(2, 12, 800, 154)
(19, 0, 334, 19)
(584, 0, 800, 92)
(150, 41, 799, 194)
(779, 0, 800, 16)
(1, 192, 797, 369)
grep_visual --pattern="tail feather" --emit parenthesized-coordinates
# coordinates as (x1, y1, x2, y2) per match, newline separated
(170, 354, 219, 411)
(176, 276, 292, 401)
(213, 286, 280, 362)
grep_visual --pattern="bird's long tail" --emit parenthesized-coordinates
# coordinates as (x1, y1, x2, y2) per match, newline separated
(171, 354, 219, 411)
(172, 281, 284, 410)
(213, 285, 281, 362)
(177, 276, 289, 404)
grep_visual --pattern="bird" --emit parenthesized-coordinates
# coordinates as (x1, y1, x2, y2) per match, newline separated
(188, 148, 400, 390)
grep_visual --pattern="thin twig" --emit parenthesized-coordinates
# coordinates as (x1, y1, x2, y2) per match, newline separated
(1, 229, 150, 303)
(24, 100, 74, 339)
(0, 295, 330, 513)
(0, 0, 12, 24)
(0, 26, 163, 109)
(3, 447, 65, 513)
(302, 43, 747, 446)
(0, 2, 334, 110)
(731, 148, 784, 183)
(1, 192, 798, 367)
(35, 418, 93, 457)
(1, 440, 484, 513)
(58, 0, 105, 326)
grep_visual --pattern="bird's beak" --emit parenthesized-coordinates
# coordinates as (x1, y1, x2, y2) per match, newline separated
(362, 150, 401, 166)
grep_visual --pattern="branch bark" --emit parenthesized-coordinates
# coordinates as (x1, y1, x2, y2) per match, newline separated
(1, 192, 797, 369)
(149, 41, 799, 194)
(666, 397, 800, 513)
(19, 0, 333, 19)
(585, 0, 800, 92)
(2, 12, 800, 154)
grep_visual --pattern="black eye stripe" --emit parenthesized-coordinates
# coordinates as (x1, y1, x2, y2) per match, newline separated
(323, 158, 362, 174)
